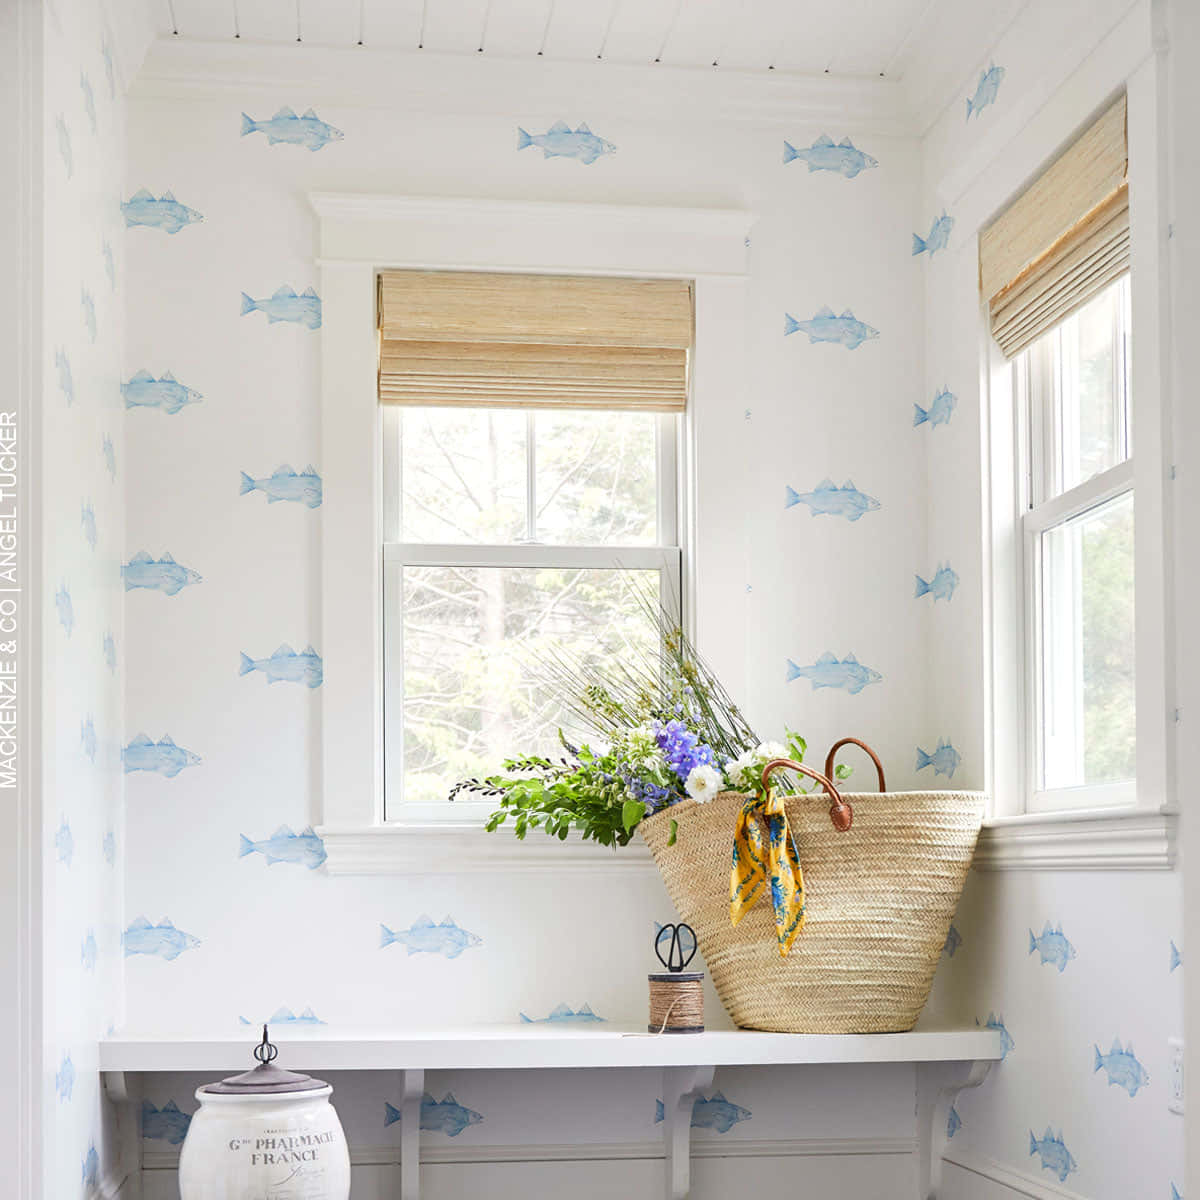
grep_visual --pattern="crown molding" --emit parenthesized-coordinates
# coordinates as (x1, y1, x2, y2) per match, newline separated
(129, 35, 919, 136)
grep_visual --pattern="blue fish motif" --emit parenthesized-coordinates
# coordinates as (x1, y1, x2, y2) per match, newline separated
(917, 739, 961, 779)
(518, 121, 616, 165)
(786, 479, 879, 521)
(239, 825, 327, 869)
(55, 584, 74, 635)
(102, 240, 116, 291)
(103, 831, 116, 865)
(787, 652, 882, 695)
(102, 435, 116, 480)
(122, 733, 202, 777)
(915, 563, 958, 602)
(1171, 940, 1183, 972)
(240, 465, 323, 508)
(80, 716, 96, 763)
(55, 819, 74, 866)
(385, 1093, 484, 1136)
(239, 644, 323, 688)
(979, 1012, 1015, 1060)
(122, 189, 203, 233)
(1094, 1038, 1150, 1097)
(123, 916, 201, 960)
(55, 1053, 75, 1100)
(653, 1092, 752, 1134)
(239, 1006, 326, 1027)
(783, 134, 877, 177)
(913, 212, 954, 257)
(81, 929, 98, 972)
(914, 387, 957, 429)
(947, 1105, 962, 1138)
(142, 1099, 192, 1145)
(81, 288, 96, 342)
(56, 115, 73, 177)
(81, 501, 97, 550)
(943, 925, 962, 957)
(519, 1003, 606, 1024)
(103, 631, 117, 672)
(81, 1144, 99, 1188)
(966, 64, 1005, 120)
(241, 106, 344, 151)
(785, 307, 878, 349)
(122, 369, 203, 414)
(1029, 1127, 1077, 1183)
(241, 286, 322, 329)
(80, 72, 96, 133)
(55, 348, 74, 405)
(1028, 922, 1076, 972)
(1172, 1185, 1182, 1200)
(122, 551, 202, 595)
(380, 915, 482, 959)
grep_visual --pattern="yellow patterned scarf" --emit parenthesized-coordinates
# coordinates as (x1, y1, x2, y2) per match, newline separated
(730, 789, 806, 957)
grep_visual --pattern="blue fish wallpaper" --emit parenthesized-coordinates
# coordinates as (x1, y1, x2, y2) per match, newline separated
(785, 479, 880, 520)
(966, 64, 1006, 120)
(240, 464, 323, 508)
(915, 562, 958, 602)
(947, 1105, 962, 1138)
(55, 819, 74, 865)
(80, 929, 98, 972)
(55, 347, 74, 404)
(916, 739, 961, 778)
(142, 1099, 192, 1145)
(238, 1006, 326, 1026)
(55, 584, 74, 634)
(123, 916, 202, 960)
(784, 306, 879, 348)
(1170, 940, 1182, 972)
(653, 1092, 752, 1134)
(239, 644, 323, 687)
(81, 501, 97, 550)
(82, 1144, 99, 1188)
(1028, 922, 1076, 972)
(518, 1003, 605, 1024)
(240, 286, 322, 328)
(239, 825, 327, 869)
(122, 733, 201, 777)
(1093, 1039, 1151, 1097)
(122, 369, 203, 414)
(380, 916, 483, 958)
(241, 106, 344, 150)
(786, 653, 882, 694)
(914, 386, 956, 429)
(102, 434, 116, 479)
(56, 1054, 76, 1101)
(385, 1093, 485, 1136)
(1029, 1127, 1078, 1183)
(122, 551, 202, 595)
(783, 134, 877, 177)
(518, 121, 616, 164)
(943, 925, 962, 957)
(80, 71, 96, 132)
(80, 715, 96, 762)
(80, 287, 96, 341)
(122, 188, 203, 233)
(912, 211, 954, 256)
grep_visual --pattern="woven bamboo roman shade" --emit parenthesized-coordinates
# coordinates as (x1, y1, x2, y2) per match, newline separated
(377, 270, 693, 411)
(981, 93, 1128, 358)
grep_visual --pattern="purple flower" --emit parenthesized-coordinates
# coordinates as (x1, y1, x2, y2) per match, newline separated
(652, 719, 716, 786)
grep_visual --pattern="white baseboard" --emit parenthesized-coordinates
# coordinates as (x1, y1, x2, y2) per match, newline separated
(944, 1148, 1090, 1199)
(144, 1134, 914, 1171)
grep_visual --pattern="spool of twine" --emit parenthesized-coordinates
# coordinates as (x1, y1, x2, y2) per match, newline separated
(648, 971, 705, 1034)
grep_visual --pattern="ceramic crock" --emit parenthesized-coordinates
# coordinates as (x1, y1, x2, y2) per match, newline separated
(179, 1029, 350, 1200)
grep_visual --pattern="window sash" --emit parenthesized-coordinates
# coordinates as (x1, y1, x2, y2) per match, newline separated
(381, 406, 682, 819)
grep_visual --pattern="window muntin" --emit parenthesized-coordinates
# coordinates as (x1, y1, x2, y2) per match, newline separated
(383, 405, 680, 820)
(1020, 274, 1134, 812)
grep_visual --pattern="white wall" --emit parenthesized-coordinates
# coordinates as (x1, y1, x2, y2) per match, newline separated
(918, 2, 1186, 1197)
(42, 0, 128, 1193)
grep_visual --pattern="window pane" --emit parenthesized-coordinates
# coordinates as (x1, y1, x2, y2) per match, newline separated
(1040, 491, 1135, 790)
(1051, 275, 1131, 497)
(395, 566, 661, 808)
(400, 408, 527, 543)
(535, 410, 658, 545)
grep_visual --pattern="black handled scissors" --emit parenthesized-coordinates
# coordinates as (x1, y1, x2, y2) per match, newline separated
(654, 922, 698, 972)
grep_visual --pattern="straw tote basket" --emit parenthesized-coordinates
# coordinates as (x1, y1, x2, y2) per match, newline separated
(639, 738, 985, 1033)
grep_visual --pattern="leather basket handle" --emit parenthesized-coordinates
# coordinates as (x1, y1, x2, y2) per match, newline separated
(824, 737, 887, 793)
(761, 758, 853, 832)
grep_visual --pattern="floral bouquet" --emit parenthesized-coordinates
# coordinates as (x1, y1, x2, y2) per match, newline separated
(452, 609, 847, 848)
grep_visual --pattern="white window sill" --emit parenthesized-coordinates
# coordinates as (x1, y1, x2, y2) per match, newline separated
(974, 805, 1177, 871)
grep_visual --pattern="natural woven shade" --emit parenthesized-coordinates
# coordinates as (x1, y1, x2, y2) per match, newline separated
(981, 93, 1128, 358)
(377, 271, 693, 411)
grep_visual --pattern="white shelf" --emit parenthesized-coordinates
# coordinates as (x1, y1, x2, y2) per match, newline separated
(99, 1025, 1003, 1074)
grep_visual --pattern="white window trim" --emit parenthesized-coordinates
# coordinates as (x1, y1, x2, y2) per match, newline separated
(979, 51, 1176, 870)
(310, 193, 753, 874)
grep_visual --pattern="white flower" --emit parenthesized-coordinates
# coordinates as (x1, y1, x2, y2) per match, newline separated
(755, 741, 786, 762)
(685, 763, 724, 803)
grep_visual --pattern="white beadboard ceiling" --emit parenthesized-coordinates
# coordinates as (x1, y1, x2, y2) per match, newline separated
(153, 0, 1022, 94)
